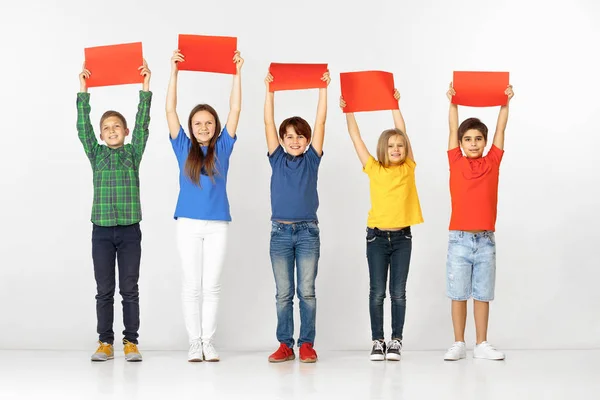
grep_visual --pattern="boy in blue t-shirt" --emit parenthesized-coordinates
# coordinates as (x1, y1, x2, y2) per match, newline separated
(263, 70, 330, 363)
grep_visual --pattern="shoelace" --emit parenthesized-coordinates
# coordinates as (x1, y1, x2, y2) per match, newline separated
(203, 342, 216, 355)
(97, 342, 112, 352)
(388, 340, 402, 350)
(372, 340, 385, 352)
(478, 342, 496, 351)
(189, 341, 202, 354)
(123, 340, 138, 353)
(449, 342, 464, 352)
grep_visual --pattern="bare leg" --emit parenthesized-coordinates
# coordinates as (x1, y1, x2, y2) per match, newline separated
(474, 300, 489, 344)
(451, 300, 467, 342)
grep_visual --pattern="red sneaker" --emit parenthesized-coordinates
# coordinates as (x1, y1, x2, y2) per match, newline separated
(268, 343, 295, 363)
(299, 343, 318, 363)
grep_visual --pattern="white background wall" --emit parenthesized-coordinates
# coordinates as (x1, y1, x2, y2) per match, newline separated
(0, 0, 598, 351)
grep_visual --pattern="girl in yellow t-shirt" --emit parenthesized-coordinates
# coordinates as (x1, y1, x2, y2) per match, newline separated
(340, 89, 423, 361)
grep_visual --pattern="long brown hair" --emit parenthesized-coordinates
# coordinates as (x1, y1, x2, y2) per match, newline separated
(185, 104, 221, 186)
(376, 128, 407, 167)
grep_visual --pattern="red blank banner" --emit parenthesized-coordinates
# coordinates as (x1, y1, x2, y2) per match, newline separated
(84, 42, 144, 88)
(178, 34, 237, 74)
(452, 71, 510, 107)
(268, 63, 328, 92)
(340, 71, 398, 113)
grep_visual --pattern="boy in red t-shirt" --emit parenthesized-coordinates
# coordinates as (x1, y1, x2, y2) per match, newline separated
(443, 83, 514, 361)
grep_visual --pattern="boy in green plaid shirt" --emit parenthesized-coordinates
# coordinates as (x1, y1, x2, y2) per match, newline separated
(77, 60, 152, 362)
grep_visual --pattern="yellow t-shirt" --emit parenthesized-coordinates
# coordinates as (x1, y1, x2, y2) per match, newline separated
(363, 156, 424, 229)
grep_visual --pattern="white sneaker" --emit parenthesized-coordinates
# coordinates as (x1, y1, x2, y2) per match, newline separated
(202, 341, 220, 362)
(474, 341, 505, 360)
(188, 340, 203, 362)
(443, 341, 467, 361)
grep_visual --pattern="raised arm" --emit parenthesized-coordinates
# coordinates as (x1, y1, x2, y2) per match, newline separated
(447, 82, 459, 150)
(340, 96, 372, 167)
(76, 63, 99, 163)
(391, 88, 414, 162)
(264, 72, 279, 155)
(225, 51, 243, 137)
(131, 59, 152, 159)
(492, 85, 514, 150)
(311, 71, 331, 156)
(166, 50, 183, 139)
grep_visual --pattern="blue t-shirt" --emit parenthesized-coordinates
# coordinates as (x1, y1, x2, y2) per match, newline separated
(269, 145, 322, 222)
(170, 126, 236, 221)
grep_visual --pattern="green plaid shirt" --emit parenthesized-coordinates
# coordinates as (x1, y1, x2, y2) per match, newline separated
(77, 91, 152, 227)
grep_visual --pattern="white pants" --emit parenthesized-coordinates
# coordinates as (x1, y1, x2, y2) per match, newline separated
(176, 218, 229, 344)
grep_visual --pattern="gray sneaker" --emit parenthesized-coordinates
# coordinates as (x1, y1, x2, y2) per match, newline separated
(91, 342, 114, 361)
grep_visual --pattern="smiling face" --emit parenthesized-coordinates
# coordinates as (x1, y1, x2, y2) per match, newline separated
(460, 129, 486, 159)
(387, 134, 407, 165)
(278, 117, 312, 157)
(99, 113, 129, 149)
(281, 126, 308, 156)
(191, 110, 216, 146)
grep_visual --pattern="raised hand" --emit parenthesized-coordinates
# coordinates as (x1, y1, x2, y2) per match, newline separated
(138, 59, 151, 91)
(446, 82, 456, 101)
(171, 50, 184, 73)
(393, 88, 400, 101)
(321, 70, 331, 86)
(265, 72, 274, 91)
(233, 51, 244, 74)
(339, 96, 347, 110)
(79, 62, 91, 93)
(505, 84, 514, 102)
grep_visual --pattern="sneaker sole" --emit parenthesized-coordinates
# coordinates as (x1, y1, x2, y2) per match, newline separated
(473, 355, 505, 360)
(299, 357, 317, 363)
(369, 355, 385, 361)
(125, 355, 142, 362)
(91, 356, 114, 362)
(268, 354, 295, 363)
(188, 358, 203, 362)
(386, 354, 401, 361)
(204, 358, 220, 362)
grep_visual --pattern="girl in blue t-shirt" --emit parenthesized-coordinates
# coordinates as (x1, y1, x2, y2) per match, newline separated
(262, 70, 330, 364)
(165, 49, 243, 363)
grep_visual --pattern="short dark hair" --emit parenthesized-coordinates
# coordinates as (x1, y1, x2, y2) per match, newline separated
(278, 116, 312, 141)
(99, 111, 128, 131)
(458, 117, 488, 142)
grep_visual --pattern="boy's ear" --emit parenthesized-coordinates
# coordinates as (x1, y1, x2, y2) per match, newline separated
(124, 128, 130, 137)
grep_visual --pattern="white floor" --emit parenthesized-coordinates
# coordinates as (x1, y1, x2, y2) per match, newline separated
(1, 349, 598, 400)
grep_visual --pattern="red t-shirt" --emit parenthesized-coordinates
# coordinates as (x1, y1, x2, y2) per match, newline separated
(448, 145, 504, 231)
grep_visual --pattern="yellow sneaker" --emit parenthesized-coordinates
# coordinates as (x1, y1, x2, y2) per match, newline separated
(91, 341, 114, 361)
(123, 340, 142, 362)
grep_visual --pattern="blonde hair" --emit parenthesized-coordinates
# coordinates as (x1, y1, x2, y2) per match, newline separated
(376, 128, 408, 167)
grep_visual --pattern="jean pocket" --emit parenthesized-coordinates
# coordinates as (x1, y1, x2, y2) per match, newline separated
(486, 233, 496, 245)
(308, 227, 320, 237)
(366, 231, 377, 243)
(448, 231, 460, 244)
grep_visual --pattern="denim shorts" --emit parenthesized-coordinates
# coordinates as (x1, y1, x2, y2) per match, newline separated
(446, 230, 496, 301)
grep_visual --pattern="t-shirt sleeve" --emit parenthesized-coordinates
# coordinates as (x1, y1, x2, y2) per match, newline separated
(363, 156, 378, 175)
(170, 126, 190, 158)
(305, 145, 323, 166)
(486, 144, 504, 165)
(216, 126, 236, 158)
(404, 158, 416, 169)
(268, 145, 284, 167)
(447, 147, 463, 166)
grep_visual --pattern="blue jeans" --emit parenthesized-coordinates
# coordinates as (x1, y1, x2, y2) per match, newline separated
(366, 227, 412, 341)
(270, 221, 320, 348)
(92, 223, 142, 344)
(446, 230, 496, 301)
